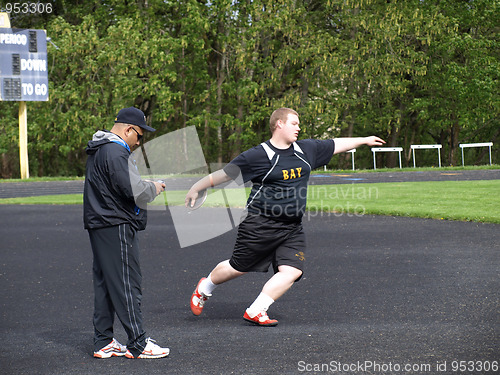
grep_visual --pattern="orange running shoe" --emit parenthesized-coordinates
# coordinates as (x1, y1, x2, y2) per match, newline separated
(190, 277, 210, 316)
(243, 311, 278, 327)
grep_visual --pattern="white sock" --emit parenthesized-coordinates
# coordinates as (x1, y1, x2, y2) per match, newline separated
(246, 293, 275, 318)
(199, 275, 217, 296)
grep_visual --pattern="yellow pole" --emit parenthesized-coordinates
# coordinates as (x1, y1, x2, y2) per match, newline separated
(19, 101, 29, 179)
(0, 12, 11, 28)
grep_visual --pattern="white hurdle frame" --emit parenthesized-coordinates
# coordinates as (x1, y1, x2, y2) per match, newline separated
(371, 147, 403, 169)
(323, 149, 356, 171)
(411, 144, 442, 168)
(459, 142, 493, 166)
(347, 149, 356, 170)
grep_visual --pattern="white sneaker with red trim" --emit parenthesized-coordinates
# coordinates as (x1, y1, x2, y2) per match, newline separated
(93, 338, 127, 358)
(125, 338, 169, 359)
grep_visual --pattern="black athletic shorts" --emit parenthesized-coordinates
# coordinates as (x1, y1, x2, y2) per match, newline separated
(229, 213, 306, 279)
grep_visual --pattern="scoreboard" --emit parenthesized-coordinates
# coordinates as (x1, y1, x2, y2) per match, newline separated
(0, 28, 49, 101)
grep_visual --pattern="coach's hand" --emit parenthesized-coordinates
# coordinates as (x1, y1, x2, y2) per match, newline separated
(153, 181, 165, 195)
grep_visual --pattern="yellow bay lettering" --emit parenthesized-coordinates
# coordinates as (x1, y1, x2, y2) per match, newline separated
(282, 167, 302, 180)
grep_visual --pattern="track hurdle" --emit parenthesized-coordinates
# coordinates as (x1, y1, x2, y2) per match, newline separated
(459, 142, 493, 166)
(411, 144, 442, 168)
(323, 149, 356, 171)
(372, 147, 403, 169)
(347, 149, 356, 170)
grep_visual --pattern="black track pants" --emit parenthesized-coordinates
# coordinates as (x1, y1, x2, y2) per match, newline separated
(88, 224, 146, 356)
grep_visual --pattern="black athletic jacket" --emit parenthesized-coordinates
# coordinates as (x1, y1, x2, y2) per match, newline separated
(83, 130, 157, 231)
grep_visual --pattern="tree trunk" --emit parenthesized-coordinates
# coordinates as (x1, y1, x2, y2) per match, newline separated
(449, 118, 460, 166)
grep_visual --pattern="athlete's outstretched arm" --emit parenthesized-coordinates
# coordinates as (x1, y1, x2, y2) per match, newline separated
(185, 169, 232, 208)
(333, 136, 386, 155)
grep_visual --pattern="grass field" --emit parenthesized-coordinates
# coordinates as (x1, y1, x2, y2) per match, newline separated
(1, 179, 499, 224)
(306, 180, 500, 223)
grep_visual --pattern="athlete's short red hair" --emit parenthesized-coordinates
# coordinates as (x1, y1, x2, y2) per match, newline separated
(269, 108, 299, 133)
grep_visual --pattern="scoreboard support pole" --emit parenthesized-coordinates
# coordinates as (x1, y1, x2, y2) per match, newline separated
(19, 101, 29, 179)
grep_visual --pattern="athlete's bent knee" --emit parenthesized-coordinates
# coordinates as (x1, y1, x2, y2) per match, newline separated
(278, 265, 303, 281)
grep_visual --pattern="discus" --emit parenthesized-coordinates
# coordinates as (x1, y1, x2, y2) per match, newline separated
(188, 189, 208, 211)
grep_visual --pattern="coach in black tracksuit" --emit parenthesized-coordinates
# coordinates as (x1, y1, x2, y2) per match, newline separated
(83, 107, 168, 358)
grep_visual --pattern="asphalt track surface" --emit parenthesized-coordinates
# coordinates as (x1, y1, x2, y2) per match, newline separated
(1, 171, 499, 375)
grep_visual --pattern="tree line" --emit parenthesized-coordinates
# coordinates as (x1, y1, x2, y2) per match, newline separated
(0, 0, 498, 178)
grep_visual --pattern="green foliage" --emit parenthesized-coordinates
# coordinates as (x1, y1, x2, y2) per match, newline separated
(0, 0, 498, 177)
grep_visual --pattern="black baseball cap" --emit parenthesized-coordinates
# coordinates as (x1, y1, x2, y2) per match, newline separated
(115, 107, 156, 132)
